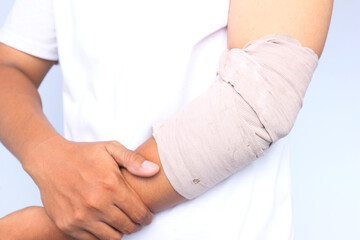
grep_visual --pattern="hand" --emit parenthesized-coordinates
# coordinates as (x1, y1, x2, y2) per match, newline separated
(23, 136, 159, 240)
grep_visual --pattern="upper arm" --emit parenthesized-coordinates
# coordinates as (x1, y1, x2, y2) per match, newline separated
(0, 0, 58, 87)
(0, 43, 55, 88)
(227, 0, 334, 58)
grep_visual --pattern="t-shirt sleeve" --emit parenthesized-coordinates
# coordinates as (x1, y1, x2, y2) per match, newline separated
(0, 0, 58, 61)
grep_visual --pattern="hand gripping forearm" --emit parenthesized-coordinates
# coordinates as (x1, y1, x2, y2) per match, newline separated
(0, 45, 159, 240)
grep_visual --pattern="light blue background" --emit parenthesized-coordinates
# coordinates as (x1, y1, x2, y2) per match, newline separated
(0, 1, 359, 239)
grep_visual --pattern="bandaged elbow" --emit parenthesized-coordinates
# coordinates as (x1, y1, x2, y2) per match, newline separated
(152, 33, 318, 199)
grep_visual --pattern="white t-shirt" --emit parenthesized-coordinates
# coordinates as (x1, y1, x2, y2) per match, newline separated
(0, 0, 294, 239)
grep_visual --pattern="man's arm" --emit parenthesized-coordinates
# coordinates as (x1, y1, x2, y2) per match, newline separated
(124, 0, 334, 202)
(121, 137, 185, 212)
(0, 136, 183, 240)
(0, 43, 57, 158)
(227, 0, 333, 57)
(0, 0, 333, 238)
(88, 0, 334, 215)
(0, 43, 160, 240)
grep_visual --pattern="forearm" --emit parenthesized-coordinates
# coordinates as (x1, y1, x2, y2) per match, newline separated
(121, 136, 186, 213)
(0, 64, 61, 168)
(145, 0, 333, 200)
(0, 207, 71, 240)
(0, 137, 183, 240)
(122, 0, 333, 209)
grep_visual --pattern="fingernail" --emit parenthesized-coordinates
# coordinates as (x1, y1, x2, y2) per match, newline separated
(141, 160, 158, 171)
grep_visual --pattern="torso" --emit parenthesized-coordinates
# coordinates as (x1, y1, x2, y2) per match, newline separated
(53, 1, 293, 239)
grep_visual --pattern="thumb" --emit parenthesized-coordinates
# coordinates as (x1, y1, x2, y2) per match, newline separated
(106, 141, 160, 177)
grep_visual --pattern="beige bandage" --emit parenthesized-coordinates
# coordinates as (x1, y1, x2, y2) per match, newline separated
(152, 33, 318, 199)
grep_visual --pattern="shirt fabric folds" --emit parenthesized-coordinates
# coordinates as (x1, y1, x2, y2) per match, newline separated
(0, 0, 294, 239)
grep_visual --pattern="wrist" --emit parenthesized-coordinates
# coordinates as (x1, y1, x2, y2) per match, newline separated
(21, 134, 68, 178)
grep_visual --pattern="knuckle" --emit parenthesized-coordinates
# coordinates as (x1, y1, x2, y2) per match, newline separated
(101, 176, 117, 191)
(132, 208, 148, 224)
(122, 222, 137, 235)
(56, 218, 73, 233)
(109, 140, 121, 148)
(55, 220, 67, 232)
(72, 208, 86, 224)
(84, 193, 103, 210)
(124, 151, 142, 168)
(114, 191, 127, 205)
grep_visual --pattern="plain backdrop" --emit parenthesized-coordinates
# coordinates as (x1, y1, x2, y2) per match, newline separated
(0, 1, 359, 239)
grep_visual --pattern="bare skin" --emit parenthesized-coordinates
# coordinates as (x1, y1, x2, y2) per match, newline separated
(0, 45, 161, 240)
(0, 0, 333, 239)
(0, 136, 184, 240)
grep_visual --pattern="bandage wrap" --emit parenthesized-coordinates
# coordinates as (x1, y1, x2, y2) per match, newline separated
(153, 33, 318, 199)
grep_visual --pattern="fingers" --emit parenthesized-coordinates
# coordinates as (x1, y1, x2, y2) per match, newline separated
(79, 202, 143, 239)
(106, 141, 159, 177)
(104, 205, 142, 235)
(112, 175, 154, 226)
(69, 230, 99, 240)
(89, 222, 123, 240)
(31, 140, 155, 240)
(114, 195, 154, 226)
(65, 202, 143, 240)
(77, 222, 123, 240)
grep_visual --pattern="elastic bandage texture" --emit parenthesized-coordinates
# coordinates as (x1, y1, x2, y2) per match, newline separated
(152, 33, 318, 199)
